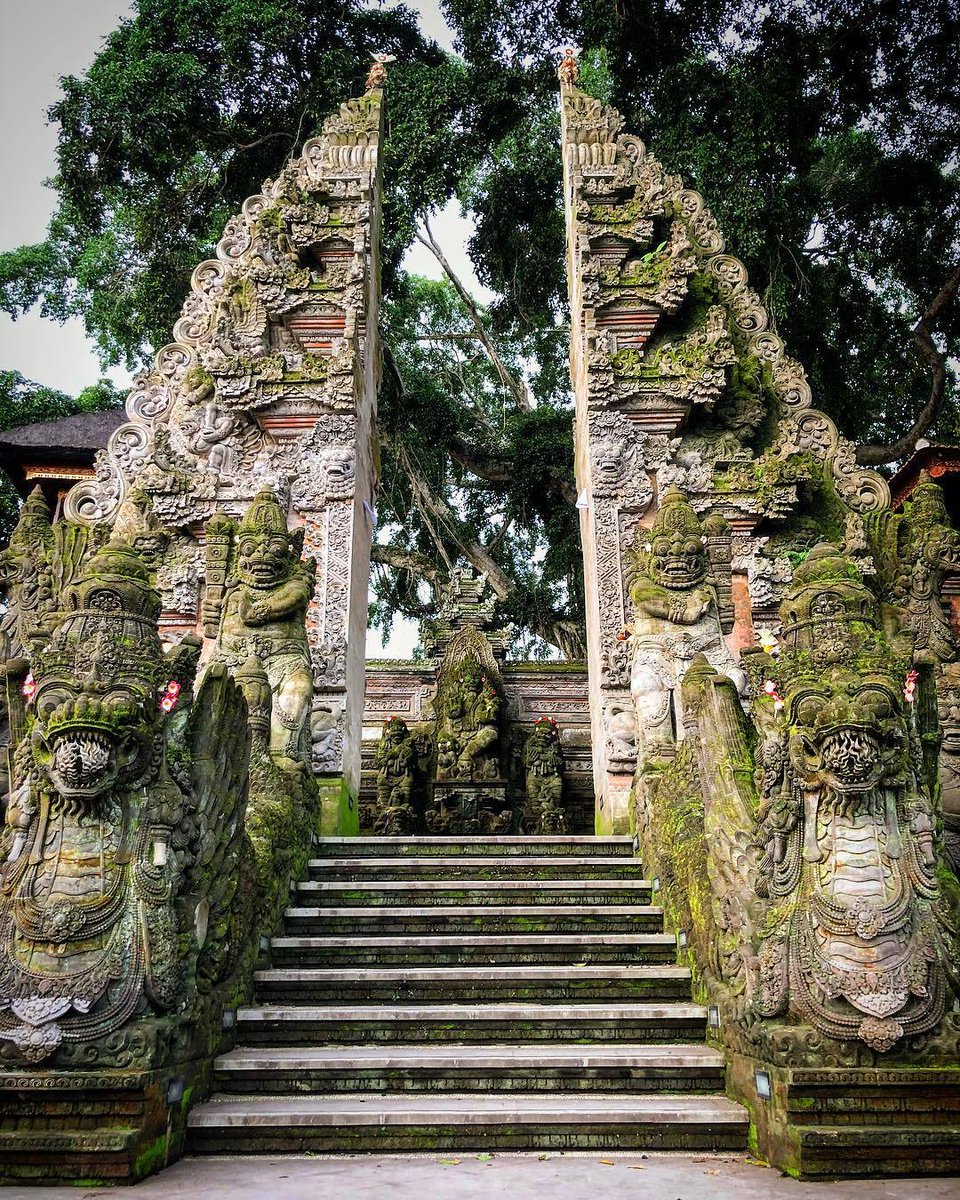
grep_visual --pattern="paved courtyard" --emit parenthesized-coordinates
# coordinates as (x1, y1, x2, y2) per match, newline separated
(12, 1153, 960, 1199)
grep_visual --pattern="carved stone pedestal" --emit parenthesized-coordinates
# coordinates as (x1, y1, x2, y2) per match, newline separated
(726, 1050, 960, 1179)
(427, 782, 513, 836)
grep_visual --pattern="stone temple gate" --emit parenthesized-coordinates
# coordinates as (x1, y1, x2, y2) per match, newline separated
(0, 54, 958, 1184)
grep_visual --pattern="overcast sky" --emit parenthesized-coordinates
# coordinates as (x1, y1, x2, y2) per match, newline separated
(0, 0, 483, 397)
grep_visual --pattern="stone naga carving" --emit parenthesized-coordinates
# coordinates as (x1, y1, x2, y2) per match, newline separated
(629, 487, 745, 759)
(373, 716, 419, 835)
(0, 536, 250, 1064)
(744, 545, 948, 1052)
(204, 489, 315, 771)
(522, 717, 566, 834)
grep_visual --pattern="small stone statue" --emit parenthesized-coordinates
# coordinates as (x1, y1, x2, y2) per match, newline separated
(205, 489, 315, 770)
(629, 487, 745, 758)
(436, 663, 502, 782)
(523, 717, 565, 833)
(0, 488, 55, 659)
(373, 716, 419, 834)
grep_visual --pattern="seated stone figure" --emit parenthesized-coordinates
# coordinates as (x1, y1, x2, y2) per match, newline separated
(436, 663, 502, 782)
(629, 487, 745, 758)
(205, 489, 314, 771)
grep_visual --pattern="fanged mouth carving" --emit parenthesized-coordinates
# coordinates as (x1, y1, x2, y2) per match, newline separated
(52, 731, 114, 790)
(819, 727, 880, 789)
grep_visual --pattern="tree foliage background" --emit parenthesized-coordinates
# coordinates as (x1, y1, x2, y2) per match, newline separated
(1, 0, 958, 656)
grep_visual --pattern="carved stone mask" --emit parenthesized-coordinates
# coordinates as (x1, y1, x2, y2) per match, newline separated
(650, 530, 707, 590)
(30, 540, 164, 806)
(639, 487, 707, 591)
(787, 671, 904, 797)
(235, 489, 295, 589)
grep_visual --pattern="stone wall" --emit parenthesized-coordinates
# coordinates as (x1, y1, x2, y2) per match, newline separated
(361, 661, 595, 833)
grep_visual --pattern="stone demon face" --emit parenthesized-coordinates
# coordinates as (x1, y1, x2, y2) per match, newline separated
(592, 439, 629, 493)
(235, 489, 297, 590)
(31, 649, 158, 805)
(236, 529, 292, 589)
(649, 528, 707, 591)
(638, 486, 708, 592)
(787, 668, 905, 796)
(529, 719, 560, 751)
(28, 540, 164, 807)
(382, 716, 409, 748)
(320, 446, 356, 500)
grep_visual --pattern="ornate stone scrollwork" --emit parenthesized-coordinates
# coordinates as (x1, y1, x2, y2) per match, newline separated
(774, 411, 890, 514)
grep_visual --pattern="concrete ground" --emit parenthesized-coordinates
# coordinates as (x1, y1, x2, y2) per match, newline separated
(11, 1153, 960, 1199)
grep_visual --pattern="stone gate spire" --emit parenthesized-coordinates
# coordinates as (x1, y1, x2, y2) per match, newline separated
(559, 68, 889, 831)
(62, 86, 386, 822)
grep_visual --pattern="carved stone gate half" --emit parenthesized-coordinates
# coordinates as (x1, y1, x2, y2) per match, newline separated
(559, 70, 888, 832)
(61, 88, 385, 829)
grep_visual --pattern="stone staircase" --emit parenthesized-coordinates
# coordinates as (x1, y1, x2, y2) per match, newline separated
(187, 835, 749, 1154)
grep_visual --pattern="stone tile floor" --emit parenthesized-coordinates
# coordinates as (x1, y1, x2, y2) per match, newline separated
(14, 1153, 960, 1199)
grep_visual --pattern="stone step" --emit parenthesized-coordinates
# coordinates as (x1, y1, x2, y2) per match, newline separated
(794, 1124, 960, 1177)
(235, 1001, 707, 1045)
(186, 1091, 749, 1154)
(252, 964, 691, 1004)
(294, 879, 654, 907)
(282, 904, 665, 936)
(313, 836, 634, 858)
(787, 1067, 960, 1126)
(308, 856, 647, 881)
(268, 932, 678, 967)
(0, 1128, 141, 1185)
(212, 1042, 726, 1094)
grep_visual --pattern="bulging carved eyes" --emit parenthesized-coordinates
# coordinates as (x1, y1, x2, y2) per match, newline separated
(853, 686, 895, 721)
(35, 687, 70, 719)
(796, 694, 826, 727)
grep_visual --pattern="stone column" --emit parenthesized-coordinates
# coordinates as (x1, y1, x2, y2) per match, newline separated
(560, 81, 683, 832)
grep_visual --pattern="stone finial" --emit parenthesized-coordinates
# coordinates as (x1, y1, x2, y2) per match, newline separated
(366, 53, 396, 92)
(556, 44, 580, 86)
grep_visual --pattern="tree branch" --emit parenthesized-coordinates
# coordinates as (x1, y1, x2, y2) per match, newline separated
(371, 543, 445, 588)
(856, 262, 960, 466)
(447, 435, 514, 483)
(416, 217, 532, 411)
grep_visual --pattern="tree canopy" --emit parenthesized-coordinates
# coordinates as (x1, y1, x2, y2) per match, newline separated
(1, 0, 958, 656)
